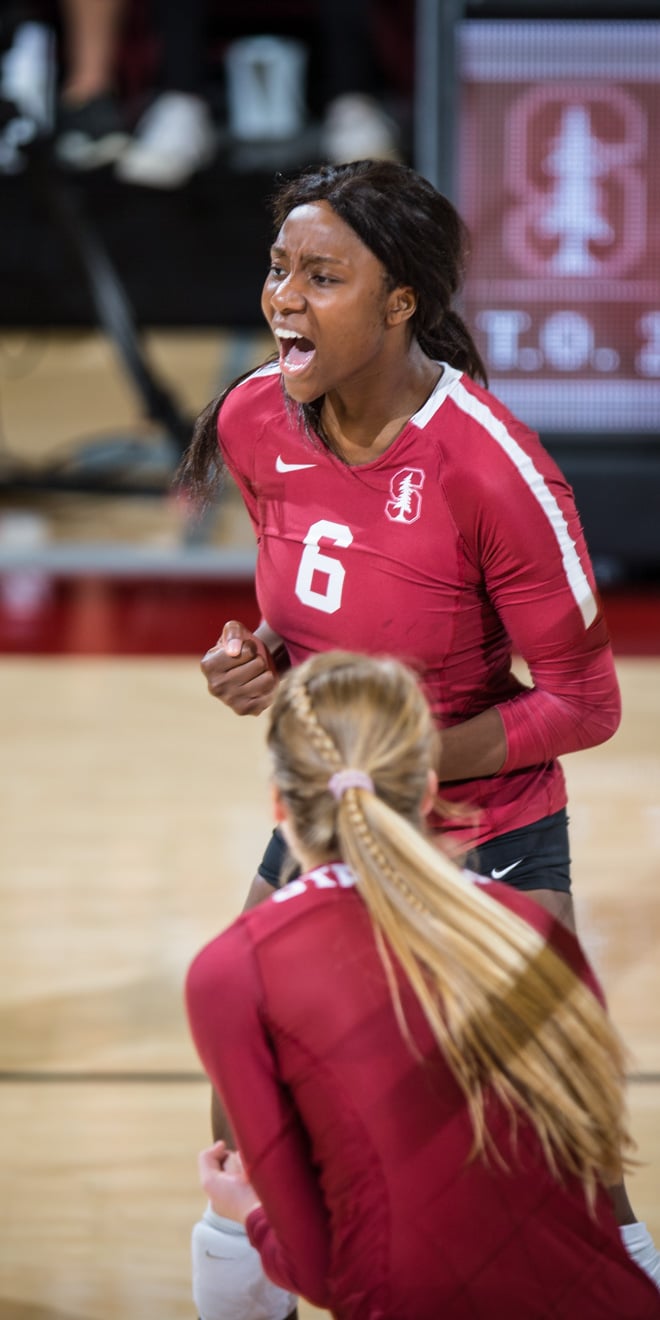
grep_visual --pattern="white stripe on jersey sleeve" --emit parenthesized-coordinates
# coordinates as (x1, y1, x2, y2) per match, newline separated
(452, 381, 598, 629)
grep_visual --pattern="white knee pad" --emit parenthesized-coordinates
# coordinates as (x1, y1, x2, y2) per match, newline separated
(191, 1206, 297, 1320)
(620, 1221, 660, 1288)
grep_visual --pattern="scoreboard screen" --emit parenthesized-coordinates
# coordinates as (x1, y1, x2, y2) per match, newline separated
(457, 21, 660, 434)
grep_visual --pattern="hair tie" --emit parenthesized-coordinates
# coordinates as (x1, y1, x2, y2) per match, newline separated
(328, 769, 374, 801)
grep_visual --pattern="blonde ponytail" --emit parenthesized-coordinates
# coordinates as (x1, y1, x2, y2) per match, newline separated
(267, 651, 633, 1205)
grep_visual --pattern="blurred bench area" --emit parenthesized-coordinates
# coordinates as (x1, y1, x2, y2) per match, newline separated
(0, 0, 413, 325)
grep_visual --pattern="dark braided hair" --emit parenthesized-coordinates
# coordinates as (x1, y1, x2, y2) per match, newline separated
(176, 160, 487, 508)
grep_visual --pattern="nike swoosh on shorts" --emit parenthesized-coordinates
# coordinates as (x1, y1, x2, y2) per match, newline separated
(276, 455, 317, 472)
(490, 858, 524, 880)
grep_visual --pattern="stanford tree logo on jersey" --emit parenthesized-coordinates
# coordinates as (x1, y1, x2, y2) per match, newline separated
(385, 468, 426, 524)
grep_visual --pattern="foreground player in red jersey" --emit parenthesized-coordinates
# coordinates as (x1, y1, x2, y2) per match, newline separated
(186, 651, 659, 1320)
(178, 161, 659, 1307)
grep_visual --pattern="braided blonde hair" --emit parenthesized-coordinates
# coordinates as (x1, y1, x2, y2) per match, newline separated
(266, 650, 633, 1204)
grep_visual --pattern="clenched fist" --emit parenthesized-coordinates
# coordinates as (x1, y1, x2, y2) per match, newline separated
(201, 619, 285, 716)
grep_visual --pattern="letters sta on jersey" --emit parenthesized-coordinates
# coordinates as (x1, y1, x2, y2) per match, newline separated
(273, 863, 356, 903)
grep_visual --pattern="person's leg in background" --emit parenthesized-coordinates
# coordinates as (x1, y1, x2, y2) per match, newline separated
(116, 0, 216, 188)
(59, 0, 124, 104)
(55, 0, 130, 166)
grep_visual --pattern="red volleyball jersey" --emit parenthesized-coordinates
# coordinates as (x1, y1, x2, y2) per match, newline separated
(217, 363, 620, 846)
(186, 866, 658, 1318)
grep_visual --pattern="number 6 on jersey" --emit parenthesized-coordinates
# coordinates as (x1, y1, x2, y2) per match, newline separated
(294, 519, 353, 614)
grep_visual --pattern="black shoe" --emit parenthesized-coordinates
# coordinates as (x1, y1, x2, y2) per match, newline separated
(55, 93, 129, 169)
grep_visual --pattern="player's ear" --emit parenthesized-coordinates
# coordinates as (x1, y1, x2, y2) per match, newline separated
(271, 786, 305, 863)
(421, 769, 438, 818)
(386, 285, 417, 327)
(271, 783, 287, 824)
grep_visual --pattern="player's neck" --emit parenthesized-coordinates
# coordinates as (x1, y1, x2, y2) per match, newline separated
(321, 350, 441, 465)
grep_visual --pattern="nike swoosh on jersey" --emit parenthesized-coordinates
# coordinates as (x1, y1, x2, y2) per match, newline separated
(275, 455, 317, 472)
(490, 858, 524, 880)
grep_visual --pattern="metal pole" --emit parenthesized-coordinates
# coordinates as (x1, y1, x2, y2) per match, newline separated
(25, 138, 192, 459)
(414, 0, 465, 199)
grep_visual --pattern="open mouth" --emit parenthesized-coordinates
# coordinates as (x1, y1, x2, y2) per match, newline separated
(275, 329, 316, 375)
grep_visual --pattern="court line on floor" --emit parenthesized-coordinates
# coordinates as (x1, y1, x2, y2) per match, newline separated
(0, 1070, 659, 1084)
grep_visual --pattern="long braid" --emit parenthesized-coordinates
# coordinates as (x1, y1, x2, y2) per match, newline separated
(337, 786, 498, 1145)
(287, 667, 434, 930)
(286, 677, 487, 1127)
(285, 676, 444, 1068)
(343, 791, 428, 918)
(287, 675, 342, 771)
(287, 669, 432, 923)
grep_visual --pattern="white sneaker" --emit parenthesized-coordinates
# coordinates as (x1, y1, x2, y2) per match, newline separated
(116, 92, 216, 188)
(321, 93, 400, 164)
(1, 22, 55, 128)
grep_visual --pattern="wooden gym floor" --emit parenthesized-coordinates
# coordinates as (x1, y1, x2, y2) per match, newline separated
(0, 333, 658, 1319)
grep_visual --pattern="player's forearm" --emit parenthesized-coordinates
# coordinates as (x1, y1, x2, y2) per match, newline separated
(498, 637, 621, 772)
(497, 680, 621, 772)
(439, 662, 621, 783)
(436, 707, 507, 782)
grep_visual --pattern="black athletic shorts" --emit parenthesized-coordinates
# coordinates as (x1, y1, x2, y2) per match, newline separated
(257, 808, 571, 895)
(463, 809, 571, 894)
